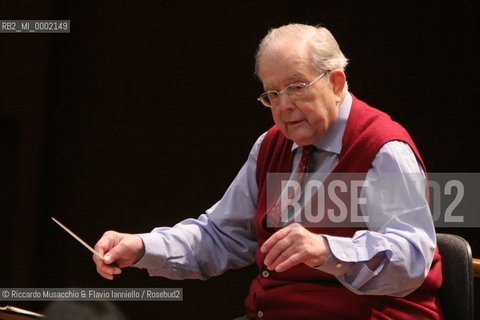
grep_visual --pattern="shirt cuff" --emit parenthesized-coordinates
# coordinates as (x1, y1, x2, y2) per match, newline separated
(322, 234, 358, 262)
(320, 234, 390, 292)
(314, 253, 353, 276)
(131, 232, 167, 270)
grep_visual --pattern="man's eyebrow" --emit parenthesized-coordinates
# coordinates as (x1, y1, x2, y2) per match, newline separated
(264, 74, 307, 90)
(287, 73, 306, 80)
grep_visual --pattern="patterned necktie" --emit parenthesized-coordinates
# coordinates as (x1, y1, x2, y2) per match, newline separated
(267, 145, 314, 228)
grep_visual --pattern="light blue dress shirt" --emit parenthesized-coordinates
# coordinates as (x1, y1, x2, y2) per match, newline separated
(134, 93, 436, 297)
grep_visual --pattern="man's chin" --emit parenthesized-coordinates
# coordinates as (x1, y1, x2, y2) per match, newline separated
(289, 134, 315, 146)
(280, 126, 317, 145)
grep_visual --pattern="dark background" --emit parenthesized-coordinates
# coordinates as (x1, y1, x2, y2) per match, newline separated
(1, 1, 479, 319)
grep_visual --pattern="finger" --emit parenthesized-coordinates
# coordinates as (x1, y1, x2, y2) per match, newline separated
(92, 231, 126, 280)
(103, 241, 131, 267)
(261, 227, 291, 253)
(96, 264, 114, 280)
(94, 245, 105, 258)
(93, 254, 121, 274)
(92, 252, 103, 267)
(263, 236, 294, 269)
(94, 231, 118, 256)
(96, 235, 123, 265)
(274, 252, 304, 272)
(267, 244, 300, 271)
(272, 234, 330, 271)
(94, 256, 122, 276)
(99, 259, 122, 274)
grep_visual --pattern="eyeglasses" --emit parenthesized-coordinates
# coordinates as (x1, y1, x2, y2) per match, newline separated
(257, 73, 326, 108)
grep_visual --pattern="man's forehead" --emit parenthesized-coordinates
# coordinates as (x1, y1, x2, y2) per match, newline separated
(261, 45, 307, 66)
(258, 45, 312, 84)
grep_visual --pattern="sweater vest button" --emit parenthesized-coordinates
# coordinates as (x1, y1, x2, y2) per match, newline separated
(262, 270, 270, 278)
(257, 310, 264, 318)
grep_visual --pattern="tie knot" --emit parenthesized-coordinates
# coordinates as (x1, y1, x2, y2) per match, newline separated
(298, 145, 314, 173)
(302, 145, 314, 157)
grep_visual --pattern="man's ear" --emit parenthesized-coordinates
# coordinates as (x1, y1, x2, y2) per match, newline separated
(330, 70, 347, 103)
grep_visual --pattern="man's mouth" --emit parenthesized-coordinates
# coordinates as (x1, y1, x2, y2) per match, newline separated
(287, 120, 305, 126)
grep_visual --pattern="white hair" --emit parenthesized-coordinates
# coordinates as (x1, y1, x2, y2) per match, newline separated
(255, 24, 349, 76)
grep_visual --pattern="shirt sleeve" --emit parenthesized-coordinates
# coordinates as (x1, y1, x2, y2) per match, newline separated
(132, 133, 266, 280)
(315, 140, 436, 297)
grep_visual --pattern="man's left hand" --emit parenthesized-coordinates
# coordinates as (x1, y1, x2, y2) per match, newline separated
(261, 223, 331, 272)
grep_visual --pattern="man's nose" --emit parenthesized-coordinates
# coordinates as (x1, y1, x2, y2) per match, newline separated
(277, 93, 296, 111)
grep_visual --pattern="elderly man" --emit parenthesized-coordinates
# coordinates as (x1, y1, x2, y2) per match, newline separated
(93, 24, 442, 319)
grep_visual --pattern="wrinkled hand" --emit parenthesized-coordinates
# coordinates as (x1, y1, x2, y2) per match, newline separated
(261, 223, 331, 272)
(92, 231, 145, 280)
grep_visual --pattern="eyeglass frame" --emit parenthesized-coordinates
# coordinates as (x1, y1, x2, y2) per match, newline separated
(257, 72, 327, 108)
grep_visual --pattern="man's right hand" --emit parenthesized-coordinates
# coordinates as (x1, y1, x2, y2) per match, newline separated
(93, 231, 145, 280)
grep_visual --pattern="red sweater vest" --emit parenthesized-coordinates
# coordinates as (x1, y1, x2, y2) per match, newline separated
(245, 95, 443, 319)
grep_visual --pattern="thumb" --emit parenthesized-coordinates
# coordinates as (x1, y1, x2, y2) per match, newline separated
(103, 244, 124, 265)
(103, 255, 113, 265)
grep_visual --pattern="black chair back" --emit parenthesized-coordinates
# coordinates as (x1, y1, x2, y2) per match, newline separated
(437, 233, 474, 320)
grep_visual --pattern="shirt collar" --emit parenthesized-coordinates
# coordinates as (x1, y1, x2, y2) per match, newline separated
(291, 92, 352, 154)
